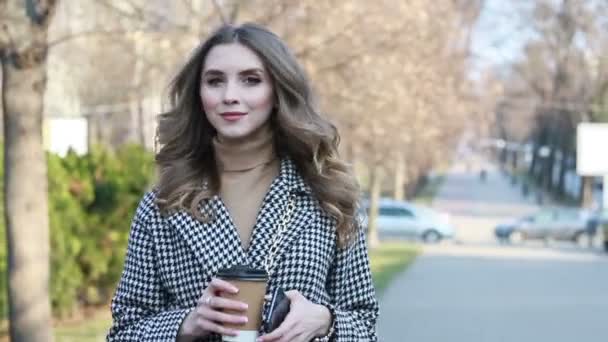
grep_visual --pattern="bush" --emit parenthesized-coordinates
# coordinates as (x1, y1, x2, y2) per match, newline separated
(48, 151, 91, 316)
(0, 143, 156, 318)
(80, 144, 155, 305)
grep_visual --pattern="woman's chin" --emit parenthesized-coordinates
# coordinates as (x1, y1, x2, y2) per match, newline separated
(216, 130, 253, 143)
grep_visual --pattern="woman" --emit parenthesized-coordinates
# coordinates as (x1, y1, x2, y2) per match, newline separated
(107, 23, 378, 342)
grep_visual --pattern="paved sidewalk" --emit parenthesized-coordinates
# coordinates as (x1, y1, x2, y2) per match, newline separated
(377, 161, 608, 342)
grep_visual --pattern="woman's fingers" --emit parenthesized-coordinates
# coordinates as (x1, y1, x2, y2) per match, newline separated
(188, 278, 252, 337)
(278, 331, 305, 342)
(198, 317, 239, 337)
(198, 295, 248, 312)
(258, 315, 296, 341)
(213, 296, 249, 311)
(200, 306, 249, 325)
(284, 290, 301, 300)
(208, 277, 239, 294)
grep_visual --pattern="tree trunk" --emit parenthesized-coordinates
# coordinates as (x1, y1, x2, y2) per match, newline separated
(510, 150, 518, 172)
(580, 176, 595, 208)
(367, 165, 382, 249)
(544, 143, 556, 191)
(137, 99, 145, 146)
(1, 1, 57, 340)
(557, 149, 568, 198)
(528, 142, 538, 180)
(2, 58, 53, 342)
(130, 31, 145, 146)
(499, 145, 508, 166)
(393, 154, 405, 201)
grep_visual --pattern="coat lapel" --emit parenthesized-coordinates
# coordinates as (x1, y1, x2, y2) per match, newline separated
(246, 158, 315, 275)
(166, 196, 248, 276)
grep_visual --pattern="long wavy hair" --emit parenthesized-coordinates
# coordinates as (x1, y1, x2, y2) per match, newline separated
(155, 23, 360, 247)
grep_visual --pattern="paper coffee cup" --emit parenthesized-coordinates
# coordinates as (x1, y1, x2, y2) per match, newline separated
(217, 265, 268, 342)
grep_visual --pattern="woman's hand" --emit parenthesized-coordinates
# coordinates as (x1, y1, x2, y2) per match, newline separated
(178, 278, 249, 340)
(257, 290, 332, 342)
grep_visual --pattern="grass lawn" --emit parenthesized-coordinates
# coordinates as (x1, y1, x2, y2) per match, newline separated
(54, 309, 112, 342)
(369, 241, 420, 295)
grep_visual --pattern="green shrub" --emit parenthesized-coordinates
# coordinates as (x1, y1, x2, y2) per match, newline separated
(80, 144, 155, 305)
(48, 151, 91, 316)
(0, 143, 156, 318)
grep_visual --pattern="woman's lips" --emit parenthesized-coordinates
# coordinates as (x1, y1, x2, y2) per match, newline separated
(220, 112, 247, 122)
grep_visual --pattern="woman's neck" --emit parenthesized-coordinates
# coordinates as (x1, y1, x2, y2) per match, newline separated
(213, 126, 276, 172)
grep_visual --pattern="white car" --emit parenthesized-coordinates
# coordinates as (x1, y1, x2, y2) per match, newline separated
(360, 198, 455, 243)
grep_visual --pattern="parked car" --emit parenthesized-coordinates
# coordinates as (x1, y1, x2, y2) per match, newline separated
(494, 208, 592, 245)
(587, 209, 608, 252)
(359, 198, 455, 243)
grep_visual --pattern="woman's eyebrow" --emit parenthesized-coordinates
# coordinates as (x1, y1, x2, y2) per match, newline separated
(202, 68, 264, 77)
(202, 69, 223, 77)
(238, 68, 264, 75)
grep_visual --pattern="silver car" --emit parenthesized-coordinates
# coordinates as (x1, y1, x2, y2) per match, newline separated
(494, 208, 592, 245)
(360, 198, 455, 243)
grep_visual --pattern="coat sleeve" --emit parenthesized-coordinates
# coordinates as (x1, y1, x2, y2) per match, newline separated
(323, 228, 379, 341)
(107, 193, 191, 341)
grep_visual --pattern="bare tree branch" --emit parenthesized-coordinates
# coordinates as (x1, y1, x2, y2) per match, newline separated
(511, 63, 549, 100)
(251, 1, 290, 26)
(294, 16, 358, 59)
(48, 28, 132, 48)
(94, 0, 148, 24)
(211, 0, 229, 24)
(94, 0, 186, 31)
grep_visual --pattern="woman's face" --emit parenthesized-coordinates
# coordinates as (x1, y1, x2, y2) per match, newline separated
(200, 43, 275, 143)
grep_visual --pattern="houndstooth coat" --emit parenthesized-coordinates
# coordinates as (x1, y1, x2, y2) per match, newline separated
(107, 158, 379, 341)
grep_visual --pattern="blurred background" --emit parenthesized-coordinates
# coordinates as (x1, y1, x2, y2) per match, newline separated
(1, 0, 608, 341)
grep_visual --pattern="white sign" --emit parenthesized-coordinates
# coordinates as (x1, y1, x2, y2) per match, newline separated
(46, 117, 88, 156)
(576, 123, 608, 176)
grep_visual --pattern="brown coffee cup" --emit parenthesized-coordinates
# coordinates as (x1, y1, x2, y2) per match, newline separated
(217, 265, 268, 342)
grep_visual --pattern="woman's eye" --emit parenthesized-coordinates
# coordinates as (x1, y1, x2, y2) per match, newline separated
(206, 78, 223, 86)
(244, 77, 261, 85)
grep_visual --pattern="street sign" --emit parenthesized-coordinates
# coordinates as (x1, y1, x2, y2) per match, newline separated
(577, 123, 608, 176)
(577, 123, 608, 211)
(44, 117, 88, 157)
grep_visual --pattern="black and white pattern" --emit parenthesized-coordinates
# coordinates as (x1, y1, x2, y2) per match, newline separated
(107, 158, 379, 341)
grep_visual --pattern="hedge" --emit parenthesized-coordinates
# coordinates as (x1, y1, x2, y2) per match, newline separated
(0, 143, 156, 318)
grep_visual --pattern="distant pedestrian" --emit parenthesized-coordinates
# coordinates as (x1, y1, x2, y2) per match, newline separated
(522, 183, 529, 197)
(536, 192, 544, 205)
(479, 169, 487, 182)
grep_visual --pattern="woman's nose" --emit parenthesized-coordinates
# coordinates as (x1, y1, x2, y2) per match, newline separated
(222, 81, 239, 105)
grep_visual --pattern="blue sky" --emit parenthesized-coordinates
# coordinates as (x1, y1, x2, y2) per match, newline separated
(471, 0, 536, 71)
